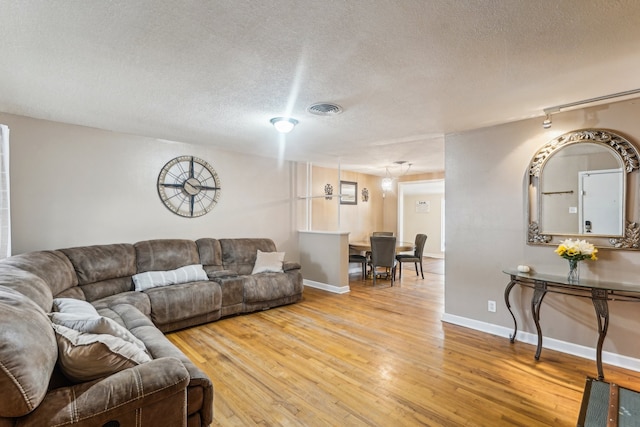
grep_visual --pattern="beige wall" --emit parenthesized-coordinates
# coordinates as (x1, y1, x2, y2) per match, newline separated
(307, 167, 446, 244)
(445, 98, 640, 361)
(1, 113, 301, 259)
(307, 165, 384, 240)
(384, 172, 445, 235)
(402, 192, 443, 257)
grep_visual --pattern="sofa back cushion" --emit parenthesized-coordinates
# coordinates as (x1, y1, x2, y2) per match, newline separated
(134, 239, 200, 273)
(219, 238, 277, 275)
(195, 238, 223, 269)
(0, 250, 77, 297)
(0, 265, 53, 312)
(0, 286, 57, 417)
(60, 244, 137, 302)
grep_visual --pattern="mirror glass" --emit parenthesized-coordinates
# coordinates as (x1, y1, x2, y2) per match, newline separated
(528, 129, 640, 250)
(540, 143, 623, 235)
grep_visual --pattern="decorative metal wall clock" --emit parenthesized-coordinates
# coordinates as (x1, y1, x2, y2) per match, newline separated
(157, 155, 221, 217)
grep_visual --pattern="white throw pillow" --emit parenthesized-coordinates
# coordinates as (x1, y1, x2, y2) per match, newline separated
(52, 324, 151, 382)
(49, 312, 147, 351)
(132, 264, 209, 291)
(251, 250, 285, 274)
(52, 298, 99, 317)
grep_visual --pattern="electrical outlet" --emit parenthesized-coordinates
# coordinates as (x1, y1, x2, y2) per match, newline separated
(488, 300, 497, 313)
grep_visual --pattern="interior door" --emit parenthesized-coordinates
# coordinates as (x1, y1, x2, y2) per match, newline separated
(578, 169, 623, 235)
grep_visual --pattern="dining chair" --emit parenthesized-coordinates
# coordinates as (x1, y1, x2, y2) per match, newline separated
(348, 253, 368, 280)
(372, 231, 394, 236)
(366, 232, 394, 260)
(368, 236, 397, 286)
(396, 234, 428, 279)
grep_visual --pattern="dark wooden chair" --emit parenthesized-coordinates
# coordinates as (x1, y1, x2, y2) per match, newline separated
(368, 236, 397, 286)
(396, 234, 428, 279)
(366, 232, 394, 260)
(349, 253, 368, 280)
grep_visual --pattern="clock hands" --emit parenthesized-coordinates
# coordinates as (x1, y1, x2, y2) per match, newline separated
(159, 182, 220, 191)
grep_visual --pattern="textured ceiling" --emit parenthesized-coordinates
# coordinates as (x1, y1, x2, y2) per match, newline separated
(2, 1, 640, 176)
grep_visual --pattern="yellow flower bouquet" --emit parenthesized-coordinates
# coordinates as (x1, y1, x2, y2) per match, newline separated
(554, 239, 597, 281)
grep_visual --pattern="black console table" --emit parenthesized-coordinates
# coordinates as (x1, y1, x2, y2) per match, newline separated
(503, 269, 640, 380)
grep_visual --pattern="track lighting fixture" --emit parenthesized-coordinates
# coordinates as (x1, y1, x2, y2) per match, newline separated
(542, 88, 640, 129)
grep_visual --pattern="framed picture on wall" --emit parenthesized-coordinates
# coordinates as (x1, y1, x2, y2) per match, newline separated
(340, 181, 357, 205)
(416, 200, 430, 213)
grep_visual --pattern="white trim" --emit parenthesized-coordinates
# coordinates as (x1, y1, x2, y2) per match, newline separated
(0, 124, 10, 258)
(303, 279, 350, 294)
(441, 313, 640, 373)
(423, 252, 444, 259)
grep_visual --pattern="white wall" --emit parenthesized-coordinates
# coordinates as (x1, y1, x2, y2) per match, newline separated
(444, 98, 640, 363)
(1, 113, 300, 259)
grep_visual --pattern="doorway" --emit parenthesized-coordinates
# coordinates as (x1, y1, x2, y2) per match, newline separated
(397, 180, 444, 258)
(578, 168, 623, 235)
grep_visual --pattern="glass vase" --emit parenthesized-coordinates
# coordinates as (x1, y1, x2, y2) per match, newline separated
(567, 259, 580, 282)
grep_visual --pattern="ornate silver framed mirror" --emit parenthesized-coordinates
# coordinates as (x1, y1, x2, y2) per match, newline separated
(527, 129, 640, 250)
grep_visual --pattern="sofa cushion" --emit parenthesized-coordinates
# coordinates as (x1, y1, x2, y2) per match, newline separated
(52, 323, 151, 382)
(135, 239, 200, 272)
(195, 238, 223, 268)
(220, 238, 277, 275)
(49, 312, 147, 351)
(0, 286, 58, 418)
(61, 243, 137, 302)
(0, 265, 53, 312)
(132, 264, 208, 291)
(0, 250, 77, 297)
(60, 244, 136, 285)
(91, 291, 152, 318)
(145, 281, 221, 327)
(251, 250, 285, 274)
(243, 272, 302, 303)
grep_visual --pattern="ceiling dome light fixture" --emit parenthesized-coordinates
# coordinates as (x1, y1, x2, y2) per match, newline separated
(270, 117, 298, 133)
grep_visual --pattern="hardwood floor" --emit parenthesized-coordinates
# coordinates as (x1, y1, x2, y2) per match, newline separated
(167, 258, 640, 426)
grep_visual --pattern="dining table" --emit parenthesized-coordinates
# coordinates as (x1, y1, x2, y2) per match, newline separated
(349, 240, 415, 253)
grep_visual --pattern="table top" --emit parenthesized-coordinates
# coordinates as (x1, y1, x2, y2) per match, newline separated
(350, 240, 415, 252)
(503, 269, 640, 294)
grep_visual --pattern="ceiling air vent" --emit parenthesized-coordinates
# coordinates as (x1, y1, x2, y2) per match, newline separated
(307, 102, 343, 116)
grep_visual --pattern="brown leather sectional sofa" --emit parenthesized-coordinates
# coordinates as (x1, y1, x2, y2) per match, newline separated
(0, 238, 303, 426)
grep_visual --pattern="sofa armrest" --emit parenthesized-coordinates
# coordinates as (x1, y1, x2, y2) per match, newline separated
(18, 357, 190, 427)
(283, 261, 301, 271)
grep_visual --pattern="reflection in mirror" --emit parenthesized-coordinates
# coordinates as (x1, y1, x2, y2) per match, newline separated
(528, 129, 640, 250)
(540, 143, 623, 235)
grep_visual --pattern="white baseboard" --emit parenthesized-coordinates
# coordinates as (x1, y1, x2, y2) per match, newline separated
(424, 253, 444, 259)
(303, 279, 350, 294)
(441, 313, 640, 373)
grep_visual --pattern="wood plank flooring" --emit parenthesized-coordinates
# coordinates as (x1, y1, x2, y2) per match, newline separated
(167, 258, 640, 426)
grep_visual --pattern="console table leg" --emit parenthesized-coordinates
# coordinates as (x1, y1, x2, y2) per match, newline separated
(591, 289, 610, 380)
(504, 277, 519, 343)
(532, 280, 547, 360)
